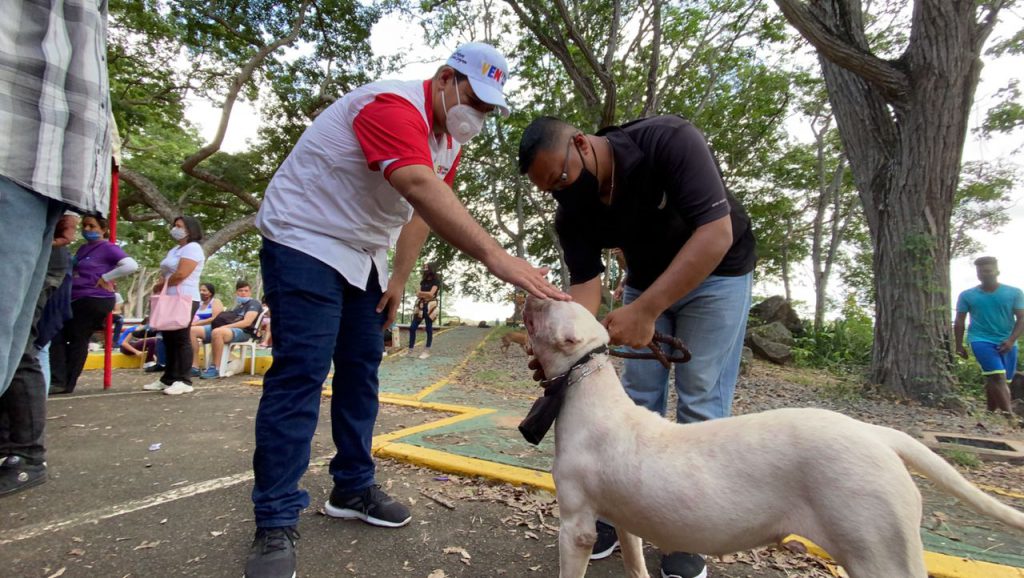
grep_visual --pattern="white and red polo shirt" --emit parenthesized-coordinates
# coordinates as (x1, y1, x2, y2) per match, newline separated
(255, 79, 461, 291)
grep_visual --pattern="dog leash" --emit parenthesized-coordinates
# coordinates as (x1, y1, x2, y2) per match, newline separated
(608, 332, 692, 368)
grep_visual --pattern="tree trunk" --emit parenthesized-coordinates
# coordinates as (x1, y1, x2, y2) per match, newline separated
(776, 0, 999, 402)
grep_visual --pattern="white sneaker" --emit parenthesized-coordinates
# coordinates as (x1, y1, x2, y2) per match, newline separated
(143, 380, 167, 391)
(163, 381, 194, 395)
(418, 351, 430, 359)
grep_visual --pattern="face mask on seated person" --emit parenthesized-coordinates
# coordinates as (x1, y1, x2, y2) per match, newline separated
(236, 297, 252, 307)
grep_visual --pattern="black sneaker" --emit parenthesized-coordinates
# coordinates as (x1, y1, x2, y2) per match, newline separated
(661, 552, 707, 578)
(0, 456, 47, 497)
(590, 520, 620, 560)
(244, 526, 298, 578)
(325, 484, 411, 528)
(144, 363, 166, 373)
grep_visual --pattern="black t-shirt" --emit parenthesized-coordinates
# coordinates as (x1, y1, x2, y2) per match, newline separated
(419, 278, 440, 295)
(556, 116, 757, 291)
(230, 299, 264, 335)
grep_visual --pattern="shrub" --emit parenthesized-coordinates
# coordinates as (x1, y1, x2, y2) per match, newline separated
(792, 296, 873, 374)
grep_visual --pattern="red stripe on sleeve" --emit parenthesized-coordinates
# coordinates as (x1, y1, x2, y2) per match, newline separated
(352, 93, 432, 173)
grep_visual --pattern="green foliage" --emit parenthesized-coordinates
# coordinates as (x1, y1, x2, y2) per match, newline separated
(952, 356, 986, 400)
(109, 0, 385, 263)
(792, 296, 873, 374)
(941, 448, 981, 469)
(951, 160, 1018, 257)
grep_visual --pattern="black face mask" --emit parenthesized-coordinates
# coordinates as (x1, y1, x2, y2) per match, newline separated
(551, 142, 602, 214)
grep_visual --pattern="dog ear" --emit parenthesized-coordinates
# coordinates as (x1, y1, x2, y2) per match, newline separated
(555, 319, 582, 349)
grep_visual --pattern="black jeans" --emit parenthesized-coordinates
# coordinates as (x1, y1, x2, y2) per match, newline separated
(0, 248, 69, 464)
(50, 296, 115, 393)
(160, 301, 199, 385)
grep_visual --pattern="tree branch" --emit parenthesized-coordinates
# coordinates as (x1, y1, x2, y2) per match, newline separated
(774, 0, 910, 102)
(640, 0, 662, 118)
(181, 0, 312, 202)
(119, 167, 178, 222)
(201, 213, 258, 256)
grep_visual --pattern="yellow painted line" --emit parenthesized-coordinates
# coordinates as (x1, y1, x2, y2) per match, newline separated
(373, 407, 495, 444)
(373, 442, 555, 492)
(781, 534, 1024, 577)
(923, 551, 1024, 578)
(378, 394, 484, 414)
(977, 483, 1024, 501)
(412, 328, 494, 400)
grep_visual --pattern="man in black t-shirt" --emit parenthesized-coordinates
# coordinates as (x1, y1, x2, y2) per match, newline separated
(197, 280, 263, 379)
(519, 115, 756, 578)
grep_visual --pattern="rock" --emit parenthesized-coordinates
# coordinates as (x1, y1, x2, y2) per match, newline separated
(477, 321, 491, 328)
(748, 333, 793, 365)
(739, 346, 754, 376)
(1011, 371, 1024, 401)
(746, 321, 795, 347)
(939, 395, 972, 417)
(1012, 399, 1024, 420)
(750, 296, 803, 334)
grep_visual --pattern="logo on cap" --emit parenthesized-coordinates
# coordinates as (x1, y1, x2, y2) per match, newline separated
(481, 63, 506, 86)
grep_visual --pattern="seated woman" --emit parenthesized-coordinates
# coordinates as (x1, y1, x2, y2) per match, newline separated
(188, 282, 225, 371)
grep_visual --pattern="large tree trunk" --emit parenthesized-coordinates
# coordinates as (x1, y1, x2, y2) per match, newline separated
(776, 0, 1001, 402)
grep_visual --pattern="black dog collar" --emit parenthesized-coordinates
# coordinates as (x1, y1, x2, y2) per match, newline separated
(518, 344, 608, 445)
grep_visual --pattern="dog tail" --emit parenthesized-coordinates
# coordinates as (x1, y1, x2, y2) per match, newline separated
(876, 425, 1024, 530)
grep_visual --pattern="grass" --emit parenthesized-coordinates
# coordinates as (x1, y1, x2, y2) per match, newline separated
(941, 448, 982, 469)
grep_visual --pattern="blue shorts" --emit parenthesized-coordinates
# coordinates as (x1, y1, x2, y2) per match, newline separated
(202, 325, 251, 343)
(970, 341, 1018, 379)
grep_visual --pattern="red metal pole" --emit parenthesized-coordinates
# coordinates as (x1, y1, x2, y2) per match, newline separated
(103, 161, 119, 390)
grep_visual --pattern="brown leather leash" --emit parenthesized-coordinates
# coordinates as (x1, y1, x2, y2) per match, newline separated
(608, 332, 692, 368)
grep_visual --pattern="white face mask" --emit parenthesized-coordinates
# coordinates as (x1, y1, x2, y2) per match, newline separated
(170, 227, 188, 241)
(442, 80, 487, 144)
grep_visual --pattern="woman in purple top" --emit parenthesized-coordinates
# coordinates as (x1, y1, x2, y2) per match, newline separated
(49, 216, 139, 395)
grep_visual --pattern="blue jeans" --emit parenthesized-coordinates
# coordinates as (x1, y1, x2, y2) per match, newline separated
(621, 272, 752, 423)
(408, 303, 433, 349)
(253, 238, 385, 528)
(0, 176, 61, 396)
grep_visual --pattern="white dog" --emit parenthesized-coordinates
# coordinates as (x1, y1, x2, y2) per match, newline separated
(522, 297, 1024, 578)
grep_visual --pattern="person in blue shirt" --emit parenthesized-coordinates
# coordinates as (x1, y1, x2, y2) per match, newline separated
(954, 256, 1024, 413)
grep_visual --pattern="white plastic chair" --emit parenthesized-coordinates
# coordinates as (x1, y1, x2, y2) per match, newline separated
(214, 308, 266, 377)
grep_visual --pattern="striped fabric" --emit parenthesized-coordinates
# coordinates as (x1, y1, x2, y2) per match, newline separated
(0, 0, 112, 215)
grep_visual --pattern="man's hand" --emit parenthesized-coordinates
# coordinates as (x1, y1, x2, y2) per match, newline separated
(997, 340, 1015, 354)
(956, 344, 969, 359)
(376, 279, 404, 330)
(97, 278, 115, 292)
(53, 214, 79, 247)
(526, 343, 546, 382)
(602, 301, 657, 349)
(485, 254, 570, 301)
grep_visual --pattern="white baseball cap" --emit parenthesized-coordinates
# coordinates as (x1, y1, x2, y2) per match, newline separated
(446, 42, 510, 117)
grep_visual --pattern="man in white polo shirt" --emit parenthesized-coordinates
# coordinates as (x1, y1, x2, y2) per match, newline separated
(245, 43, 567, 578)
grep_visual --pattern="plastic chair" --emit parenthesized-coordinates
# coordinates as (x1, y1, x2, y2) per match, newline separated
(213, 308, 266, 377)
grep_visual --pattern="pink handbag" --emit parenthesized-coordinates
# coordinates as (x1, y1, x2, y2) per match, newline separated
(149, 282, 193, 330)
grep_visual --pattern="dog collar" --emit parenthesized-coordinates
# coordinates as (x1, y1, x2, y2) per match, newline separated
(519, 344, 609, 445)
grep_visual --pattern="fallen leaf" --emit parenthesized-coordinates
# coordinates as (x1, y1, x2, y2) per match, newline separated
(68, 549, 85, 556)
(133, 540, 161, 551)
(427, 570, 446, 578)
(46, 569, 66, 578)
(442, 546, 471, 561)
(210, 531, 224, 537)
